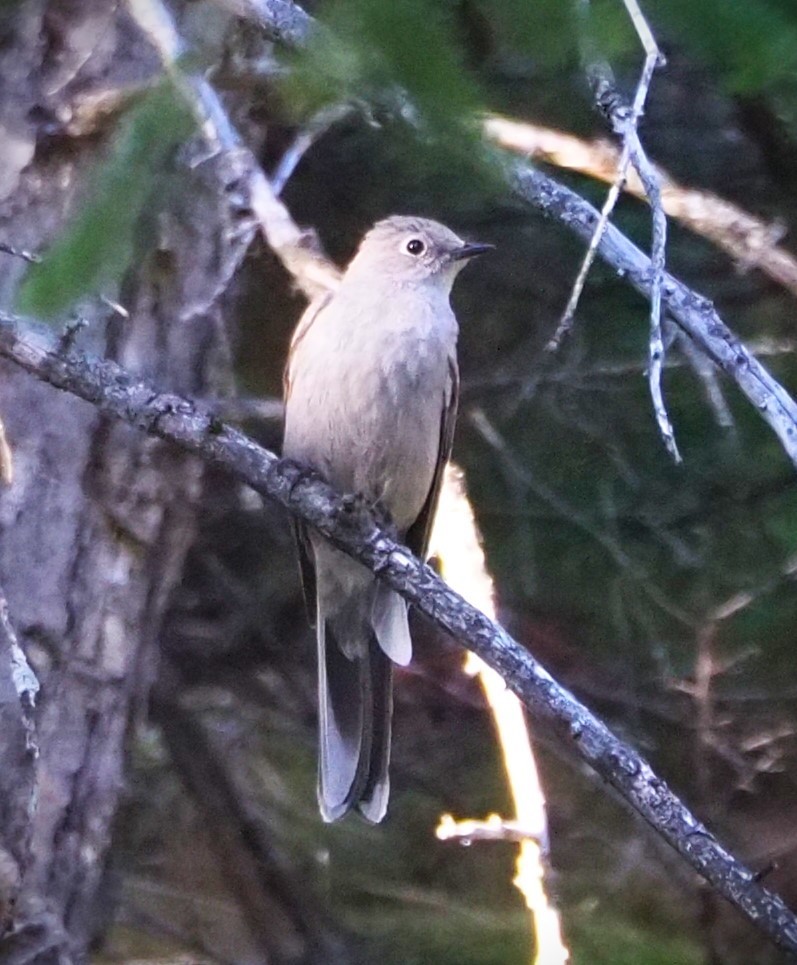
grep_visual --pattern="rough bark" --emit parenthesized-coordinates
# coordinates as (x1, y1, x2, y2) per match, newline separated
(0, 585, 38, 942)
(0, 2, 246, 959)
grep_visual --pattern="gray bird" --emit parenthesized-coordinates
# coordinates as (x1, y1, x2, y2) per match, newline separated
(283, 215, 492, 822)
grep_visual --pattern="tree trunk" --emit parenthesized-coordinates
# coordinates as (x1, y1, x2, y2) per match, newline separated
(0, 2, 246, 959)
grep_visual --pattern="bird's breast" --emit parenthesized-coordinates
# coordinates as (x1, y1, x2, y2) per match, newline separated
(284, 289, 457, 531)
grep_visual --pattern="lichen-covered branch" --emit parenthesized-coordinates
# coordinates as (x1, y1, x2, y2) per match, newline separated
(483, 118, 797, 303)
(1, 314, 796, 957)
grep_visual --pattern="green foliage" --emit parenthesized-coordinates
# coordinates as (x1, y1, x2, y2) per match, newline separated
(279, 0, 497, 191)
(16, 82, 195, 319)
(282, 0, 481, 123)
(569, 912, 702, 965)
(482, 0, 577, 65)
(653, 0, 797, 93)
(355, 907, 530, 965)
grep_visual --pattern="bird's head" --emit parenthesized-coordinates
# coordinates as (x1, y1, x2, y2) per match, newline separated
(346, 215, 493, 289)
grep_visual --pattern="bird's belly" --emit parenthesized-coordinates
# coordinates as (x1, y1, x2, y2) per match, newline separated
(354, 397, 440, 530)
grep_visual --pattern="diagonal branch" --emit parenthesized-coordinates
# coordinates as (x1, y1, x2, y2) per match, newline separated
(482, 118, 797, 302)
(510, 163, 797, 469)
(0, 313, 796, 956)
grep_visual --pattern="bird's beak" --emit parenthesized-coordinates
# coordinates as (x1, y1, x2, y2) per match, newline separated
(449, 242, 495, 261)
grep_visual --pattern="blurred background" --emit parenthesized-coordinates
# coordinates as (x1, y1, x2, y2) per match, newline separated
(3, 0, 797, 962)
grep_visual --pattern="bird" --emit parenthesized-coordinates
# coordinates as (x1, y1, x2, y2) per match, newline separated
(283, 215, 492, 822)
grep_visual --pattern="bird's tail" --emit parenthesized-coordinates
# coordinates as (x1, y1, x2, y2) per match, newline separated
(317, 608, 394, 823)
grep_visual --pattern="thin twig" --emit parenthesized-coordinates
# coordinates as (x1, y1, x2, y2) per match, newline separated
(562, 0, 679, 460)
(271, 104, 353, 196)
(436, 813, 546, 846)
(629, 126, 680, 461)
(0, 314, 796, 956)
(0, 243, 40, 265)
(468, 407, 695, 628)
(547, 0, 655, 351)
(676, 331, 735, 431)
(546, 136, 632, 353)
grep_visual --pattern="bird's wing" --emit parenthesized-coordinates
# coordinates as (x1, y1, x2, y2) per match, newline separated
(283, 292, 333, 626)
(405, 354, 460, 561)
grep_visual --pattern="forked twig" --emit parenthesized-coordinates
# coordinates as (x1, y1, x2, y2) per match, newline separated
(551, 0, 680, 460)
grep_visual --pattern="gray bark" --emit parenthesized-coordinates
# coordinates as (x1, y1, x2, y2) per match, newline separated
(0, 2, 246, 959)
(0, 585, 38, 941)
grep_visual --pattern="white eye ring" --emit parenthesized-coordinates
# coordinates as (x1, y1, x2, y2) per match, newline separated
(405, 238, 425, 256)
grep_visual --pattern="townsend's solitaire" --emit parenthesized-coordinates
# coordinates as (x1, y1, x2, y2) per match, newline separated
(283, 215, 492, 822)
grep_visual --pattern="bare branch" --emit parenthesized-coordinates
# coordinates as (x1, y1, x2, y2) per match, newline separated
(510, 162, 797, 469)
(484, 118, 797, 301)
(0, 243, 39, 265)
(1, 315, 797, 956)
(547, 141, 631, 352)
(126, 0, 340, 300)
(549, 0, 661, 353)
(436, 813, 546, 845)
(271, 104, 353, 196)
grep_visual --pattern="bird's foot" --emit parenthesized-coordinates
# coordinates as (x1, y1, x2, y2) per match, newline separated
(370, 498, 399, 540)
(280, 457, 327, 498)
(339, 492, 398, 539)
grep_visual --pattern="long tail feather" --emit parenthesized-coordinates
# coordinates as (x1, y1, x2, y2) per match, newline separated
(357, 640, 393, 823)
(317, 602, 394, 822)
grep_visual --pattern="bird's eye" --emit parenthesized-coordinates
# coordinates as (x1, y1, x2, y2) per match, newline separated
(406, 238, 425, 256)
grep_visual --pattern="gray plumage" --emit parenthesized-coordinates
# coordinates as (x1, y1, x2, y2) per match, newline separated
(283, 215, 491, 822)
